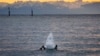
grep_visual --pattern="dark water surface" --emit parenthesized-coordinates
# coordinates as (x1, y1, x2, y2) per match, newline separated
(0, 15, 100, 56)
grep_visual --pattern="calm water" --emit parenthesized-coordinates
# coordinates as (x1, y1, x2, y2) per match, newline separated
(0, 15, 100, 56)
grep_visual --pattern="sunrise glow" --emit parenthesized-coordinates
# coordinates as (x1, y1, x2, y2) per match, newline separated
(83, 0, 100, 2)
(0, 0, 100, 4)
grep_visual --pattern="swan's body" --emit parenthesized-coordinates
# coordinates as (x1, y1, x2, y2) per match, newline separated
(40, 33, 57, 50)
(44, 33, 56, 49)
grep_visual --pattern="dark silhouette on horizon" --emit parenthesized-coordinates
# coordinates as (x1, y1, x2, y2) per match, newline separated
(8, 7, 10, 16)
(31, 8, 33, 16)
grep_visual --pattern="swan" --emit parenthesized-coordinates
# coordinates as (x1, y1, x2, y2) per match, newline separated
(40, 32, 57, 50)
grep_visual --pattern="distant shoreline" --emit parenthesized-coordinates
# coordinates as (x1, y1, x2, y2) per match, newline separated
(0, 14, 100, 16)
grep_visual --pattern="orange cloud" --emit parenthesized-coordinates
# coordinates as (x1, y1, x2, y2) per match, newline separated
(83, 0, 100, 2)
(0, 0, 100, 4)
(64, 0, 76, 2)
(0, 0, 17, 3)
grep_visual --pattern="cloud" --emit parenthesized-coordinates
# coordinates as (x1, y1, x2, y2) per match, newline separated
(68, 2, 88, 9)
(0, 2, 100, 14)
(47, 1, 88, 9)
(0, 0, 98, 9)
(0, 0, 100, 4)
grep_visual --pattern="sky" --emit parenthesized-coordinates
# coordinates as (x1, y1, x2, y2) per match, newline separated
(0, 0, 100, 14)
(0, 0, 100, 4)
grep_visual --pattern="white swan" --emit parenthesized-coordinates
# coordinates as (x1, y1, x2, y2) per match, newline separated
(44, 32, 56, 49)
(40, 32, 57, 50)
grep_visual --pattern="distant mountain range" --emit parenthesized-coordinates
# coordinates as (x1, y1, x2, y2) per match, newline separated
(0, 1, 100, 15)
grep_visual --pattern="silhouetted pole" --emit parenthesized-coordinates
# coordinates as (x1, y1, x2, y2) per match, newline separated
(8, 7, 10, 16)
(31, 8, 33, 16)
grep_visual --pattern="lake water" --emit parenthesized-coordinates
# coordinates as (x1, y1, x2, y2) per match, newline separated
(0, 15, 100, 56)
